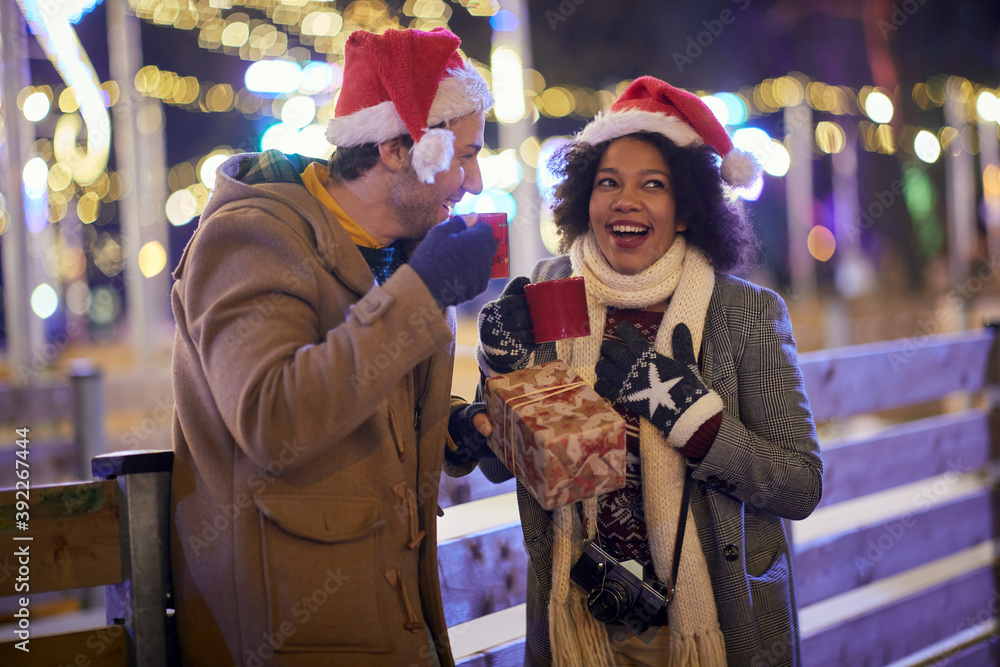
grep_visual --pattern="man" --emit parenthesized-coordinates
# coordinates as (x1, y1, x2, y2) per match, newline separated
(170, 27, 496, 666)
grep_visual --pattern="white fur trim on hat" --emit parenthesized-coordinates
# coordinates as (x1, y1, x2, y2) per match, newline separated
(720, 149, 760, 188)
(325, 60, 492, 148)
(412, 128, 455, 183)
(575, 107, 762, 188)
(575, 108, 702, 148)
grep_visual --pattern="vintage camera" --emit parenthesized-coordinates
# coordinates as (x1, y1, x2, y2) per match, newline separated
(569, 540, 672, 635)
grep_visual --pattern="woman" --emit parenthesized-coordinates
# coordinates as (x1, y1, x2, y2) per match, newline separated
(476, 77, 823, 667)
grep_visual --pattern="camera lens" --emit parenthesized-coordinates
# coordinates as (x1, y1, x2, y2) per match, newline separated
(586, 581, 632, 624)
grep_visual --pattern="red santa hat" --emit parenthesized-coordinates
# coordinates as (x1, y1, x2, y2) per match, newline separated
(326, 27, 493, 184)
(576, 76, 760, 188)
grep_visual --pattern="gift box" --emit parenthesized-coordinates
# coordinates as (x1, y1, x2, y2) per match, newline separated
(484, 360, 627, 510)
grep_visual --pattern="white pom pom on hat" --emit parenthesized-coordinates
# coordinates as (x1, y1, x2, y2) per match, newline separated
(575, 76, 761, 188)
(325, 27, 493, 184)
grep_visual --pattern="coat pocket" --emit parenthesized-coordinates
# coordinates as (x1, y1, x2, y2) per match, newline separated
(747, 549, 792, 614)
(254, 494, 388, 653)
(747, 549, 795, 663)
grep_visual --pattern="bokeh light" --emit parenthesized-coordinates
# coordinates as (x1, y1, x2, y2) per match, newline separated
(281, 96, 317, 129)
(23, 157, 49, 200)
(30, 283, 59, 319)
(454, 188, 517, 220)
(480, 149, 523, 192)
(66, 280, 91, 315)
(47, 162, 73, 191)
(300, 61, 341, 93)
(733, 175, 764, 201)
(864, 90, 894, 124)
(815, 121, 846, 154)
(166, 189, 199, 226)
(296, 124, 334, 159)
(538, 87, 574, 118)
(760, 140, 791, 177)
(976, 91, 1000, 123)
(245, 60, 302, 94)
(59, 247, 86, 281)
(732, 127, 787, 177)
(199, 151, 230, 189)
(261, 121, 301, 153)
(914, 130, 941, 163)
(492, 46, 525, 124)
(89, 286, 119, 324)
(77, 191, 100, 223)
(701, 95, 729, 127)
(807, 225, 836, 261)
(715, 92, 748, 126)
(23, 91, 51, 122)
(985, 164, 1000, 198)
(138, 241, 168, 278)
(519, 136, 541, 168)
(490, 9, 519, 31)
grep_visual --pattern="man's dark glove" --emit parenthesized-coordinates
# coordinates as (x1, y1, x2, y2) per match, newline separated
(445, 403, 497, 466)
(477, 276, 539, 373)
(409, 216, 498, 308)
(594, 322, 723, 448)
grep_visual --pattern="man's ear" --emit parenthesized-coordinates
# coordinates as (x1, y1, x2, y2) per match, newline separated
(378, 137, 410, 172)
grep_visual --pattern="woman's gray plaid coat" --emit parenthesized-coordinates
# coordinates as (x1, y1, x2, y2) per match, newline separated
(480, 256, 823, 666)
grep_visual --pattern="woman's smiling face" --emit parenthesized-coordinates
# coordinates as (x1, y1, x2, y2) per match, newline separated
(587, 136, 687, 275)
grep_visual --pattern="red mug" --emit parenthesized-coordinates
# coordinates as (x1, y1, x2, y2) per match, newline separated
(523, 277, 591, 343)
(476, 212, 509, 280)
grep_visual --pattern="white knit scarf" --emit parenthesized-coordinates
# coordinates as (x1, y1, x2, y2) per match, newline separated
(546, 232, 727, 666)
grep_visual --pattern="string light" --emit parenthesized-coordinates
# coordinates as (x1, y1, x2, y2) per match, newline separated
(20, 0, 1000, 318)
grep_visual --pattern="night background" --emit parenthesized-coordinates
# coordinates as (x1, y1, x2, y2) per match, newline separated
(4, 2, 1000, 663)
(4, 0, 1000, 355)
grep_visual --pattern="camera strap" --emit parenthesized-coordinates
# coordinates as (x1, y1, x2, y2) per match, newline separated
(665, 466, 693, 604)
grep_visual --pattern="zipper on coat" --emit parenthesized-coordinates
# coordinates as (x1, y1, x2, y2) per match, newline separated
(413, 358, 432, 433)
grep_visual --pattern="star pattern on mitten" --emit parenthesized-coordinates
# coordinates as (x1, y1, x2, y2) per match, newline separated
(623, 358, 682, 414)
(595, 321, 722, 448)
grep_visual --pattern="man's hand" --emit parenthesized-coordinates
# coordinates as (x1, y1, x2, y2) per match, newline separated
(409, 215, 498, 308)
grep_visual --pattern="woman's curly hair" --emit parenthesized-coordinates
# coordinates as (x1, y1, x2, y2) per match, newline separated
(548, 132, 760, 275)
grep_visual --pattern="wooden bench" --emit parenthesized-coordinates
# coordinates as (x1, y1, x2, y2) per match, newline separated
(793, 326, 1000, 666)
(440, 325, 1000, 665)
(2, 325, 998, 666)
(0, 451, 176, 666)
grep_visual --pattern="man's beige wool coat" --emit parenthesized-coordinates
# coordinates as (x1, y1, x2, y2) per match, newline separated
(170, 152, 466, 666)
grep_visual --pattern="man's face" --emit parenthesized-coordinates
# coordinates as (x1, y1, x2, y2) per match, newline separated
(387, 112, 486, 239)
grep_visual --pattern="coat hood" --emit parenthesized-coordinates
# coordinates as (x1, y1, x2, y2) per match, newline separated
(199, 150, 324, 223)
(174, 150, 374, 293)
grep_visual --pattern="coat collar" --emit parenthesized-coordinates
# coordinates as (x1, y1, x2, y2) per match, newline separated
(701, 280, 737, 402)
(198, 151, 380, 297)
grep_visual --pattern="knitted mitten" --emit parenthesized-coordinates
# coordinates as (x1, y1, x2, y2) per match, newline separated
(409, 216, 498, 308)
(595, 321, 723, 448)
(477, 276, 539, 373)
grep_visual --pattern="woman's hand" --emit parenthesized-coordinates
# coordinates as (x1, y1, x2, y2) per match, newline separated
(472, 411, 493, 438)
(446, 403, 497, 465)
(477, 276, 539, 373)
(595, 321, 722, 447)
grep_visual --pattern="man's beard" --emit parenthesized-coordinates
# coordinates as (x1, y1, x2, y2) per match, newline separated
(387, 163, 445, 240)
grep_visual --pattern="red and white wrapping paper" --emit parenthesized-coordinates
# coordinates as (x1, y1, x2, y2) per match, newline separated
(484, 360, 626, 510)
